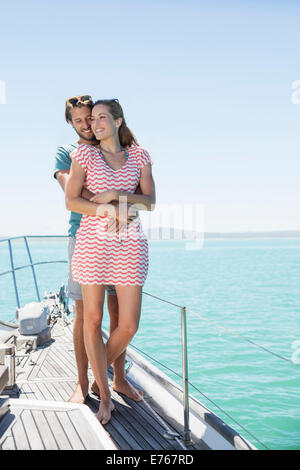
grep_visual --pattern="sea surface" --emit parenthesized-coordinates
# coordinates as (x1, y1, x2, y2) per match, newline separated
(0, 236, 299, 450)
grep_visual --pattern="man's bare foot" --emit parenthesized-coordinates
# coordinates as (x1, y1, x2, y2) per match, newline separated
(91, 380, 100, 397)
(68, 382, 89, 404)
(96, 398, 115, 425)
(112, 378, 144, 402)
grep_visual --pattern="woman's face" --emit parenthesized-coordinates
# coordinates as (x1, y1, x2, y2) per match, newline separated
(91, 104, 121, 141)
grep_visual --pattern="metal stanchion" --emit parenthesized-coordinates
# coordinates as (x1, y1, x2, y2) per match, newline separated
(181, 306, 191, 443)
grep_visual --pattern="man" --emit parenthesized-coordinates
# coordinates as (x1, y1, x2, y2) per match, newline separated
(53, 95, 143, 403)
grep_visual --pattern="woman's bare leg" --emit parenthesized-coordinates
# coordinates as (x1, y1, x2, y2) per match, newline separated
(91, 293, 125, 394)
(108, 293, 144, 401)
(91, 292, 144, 401)
(105, 286, 143, 400)
(81, 284, 114, 425)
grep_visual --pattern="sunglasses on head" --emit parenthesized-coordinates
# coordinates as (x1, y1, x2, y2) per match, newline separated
(96, 98, 119, 103)
(67, 95, 92, 106)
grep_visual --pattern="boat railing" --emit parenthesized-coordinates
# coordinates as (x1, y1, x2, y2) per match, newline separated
(0, 235, 68, 309)
(0, 235, 191, 443)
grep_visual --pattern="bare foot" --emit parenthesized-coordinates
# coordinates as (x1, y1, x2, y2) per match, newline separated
(112, 378, 144, 402)
(96, 399, 115, 425)
(91, 380, 100, 397)
(68, 382, 89, 404)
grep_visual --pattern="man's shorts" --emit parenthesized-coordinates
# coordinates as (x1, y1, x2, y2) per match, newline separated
(67, 237, 116, 300)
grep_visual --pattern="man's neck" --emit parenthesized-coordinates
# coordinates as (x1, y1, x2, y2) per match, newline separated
(77, 137, 98, 146)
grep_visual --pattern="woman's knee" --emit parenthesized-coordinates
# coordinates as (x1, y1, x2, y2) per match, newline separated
(119, 321, 139, 339)
(84, 308, 103, 331)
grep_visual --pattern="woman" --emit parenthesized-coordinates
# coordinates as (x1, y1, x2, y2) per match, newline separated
(65, 99, 156, 425)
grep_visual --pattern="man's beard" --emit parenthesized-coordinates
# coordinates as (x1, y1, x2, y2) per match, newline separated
(75, 128, 98, 144)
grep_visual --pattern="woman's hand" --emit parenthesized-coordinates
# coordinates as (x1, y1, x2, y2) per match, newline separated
(106, 204, 138, 234)
(90, 190, 118, 204)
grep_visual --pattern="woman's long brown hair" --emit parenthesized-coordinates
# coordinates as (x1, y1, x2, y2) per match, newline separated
(92, 99, 139, 148)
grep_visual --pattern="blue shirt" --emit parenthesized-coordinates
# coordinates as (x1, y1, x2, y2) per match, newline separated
(53, 143, 81, 238)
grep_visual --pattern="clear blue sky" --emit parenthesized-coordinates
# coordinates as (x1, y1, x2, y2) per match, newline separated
(0, 0, 299, 235)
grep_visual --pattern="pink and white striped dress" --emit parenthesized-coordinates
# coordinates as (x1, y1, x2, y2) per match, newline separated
(70, 144, 153, 286)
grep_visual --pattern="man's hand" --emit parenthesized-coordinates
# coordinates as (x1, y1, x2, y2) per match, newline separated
(106, 203, 138, 234)
(90, 190, 118, 204)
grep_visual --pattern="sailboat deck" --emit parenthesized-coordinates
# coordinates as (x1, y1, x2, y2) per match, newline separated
(1, 319, 207, 450)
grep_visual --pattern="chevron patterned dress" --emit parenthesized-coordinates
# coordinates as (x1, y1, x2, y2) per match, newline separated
(70, 144, 153, 286)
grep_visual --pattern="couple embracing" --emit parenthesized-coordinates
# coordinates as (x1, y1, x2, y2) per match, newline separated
(54, 96, 156, 425)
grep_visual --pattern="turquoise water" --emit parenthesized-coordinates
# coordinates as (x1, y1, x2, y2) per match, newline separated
(0, 237, 299, 450)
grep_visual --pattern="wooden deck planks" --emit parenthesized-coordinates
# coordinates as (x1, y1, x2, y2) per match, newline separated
(110, 391, 179, 450)
(143, 396, 209, 450)
(10, 411, 31, 450)
(42, 410, 73, 450)
(119, 396, 185, 450)
(0, 319, 208, 450)
(19, 382, 36, 400)
(46, 381, 70, 401)
(0, 405, 107, 450)
(87, 391, 185, 451)
(1, 435, 16, 450)
(55, 410, 86, 450)
(69, 408, 108, 450)
(19, 409, 45, 450)
(87, 395, 144, 450)
(30, 409, 59, 450)
(47, 349, 77, 377)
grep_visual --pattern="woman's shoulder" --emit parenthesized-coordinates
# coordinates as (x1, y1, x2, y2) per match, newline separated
(127, 145, 153, 168)
(77, 143, 98, 153)
(70, 144, 98, 170)
(71, 143, 97, 159)
(127, 145, 148, 155)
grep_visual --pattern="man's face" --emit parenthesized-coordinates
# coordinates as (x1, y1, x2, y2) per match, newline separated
(69, 106, 96, 143)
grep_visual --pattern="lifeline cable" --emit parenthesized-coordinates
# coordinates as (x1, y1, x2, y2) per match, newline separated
(129, 342, 269, 450)
(143, 290, 297, 365)
(187, 307, 295, 365)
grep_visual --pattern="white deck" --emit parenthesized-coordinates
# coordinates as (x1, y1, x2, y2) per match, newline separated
(0, 319, 208, 450)
(0, 399, 117, 450)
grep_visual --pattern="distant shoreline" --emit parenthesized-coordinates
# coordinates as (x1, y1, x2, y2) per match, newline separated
(1, 230, 300, 241)
(203, 231, 300, 240)
(145, 229, 300, 240)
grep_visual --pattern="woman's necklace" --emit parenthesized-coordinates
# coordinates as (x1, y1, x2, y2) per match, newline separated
(99, 144, 129, 161)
